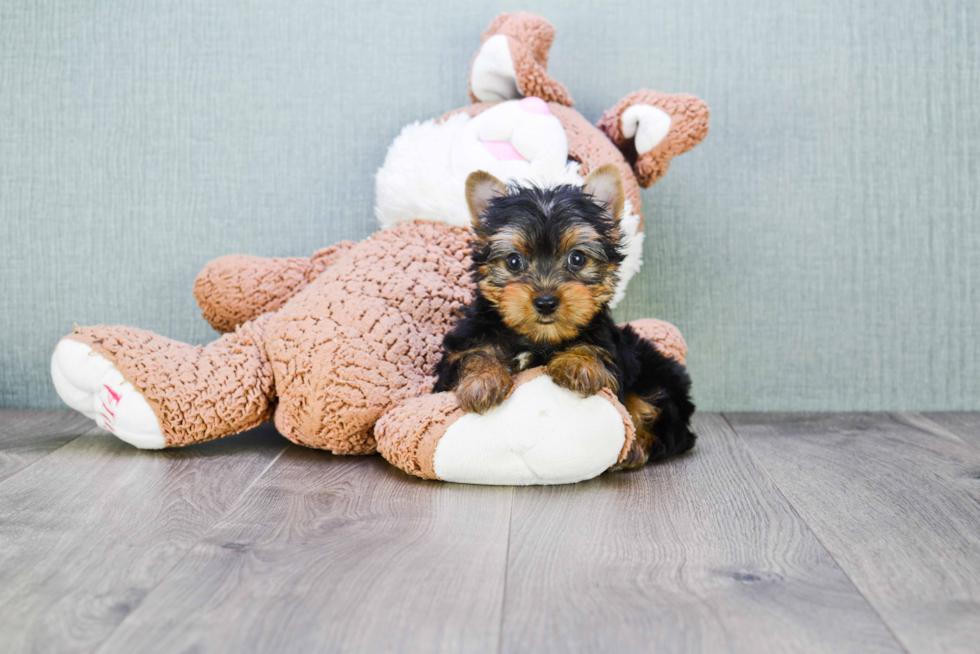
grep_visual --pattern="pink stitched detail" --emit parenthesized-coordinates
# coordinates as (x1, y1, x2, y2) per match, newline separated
(100, 412, 115, 432)
(104, 385, 122, 404)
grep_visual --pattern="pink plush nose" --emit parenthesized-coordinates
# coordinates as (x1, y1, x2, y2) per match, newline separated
(519, 96, 550, 115)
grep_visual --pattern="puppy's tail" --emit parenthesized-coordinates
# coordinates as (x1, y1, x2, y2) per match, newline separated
(619, 323, 697, 466)
(645, 390, 697, 462)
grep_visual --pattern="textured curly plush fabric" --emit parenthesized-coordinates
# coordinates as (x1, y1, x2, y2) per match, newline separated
(549, 104, 645, 216)
(628, 318, 688, 366)
(193, 241, 356, 334)
(376, 391, 464, 480)
(68, 221, 473, 453)
(61, 219, 687, 459)
(52, 12, 705, 486)
(264, 221, 473, 453)
(67, 315, 277, 447)
(468, 12, 574, 107)
(598, 90, 710, 188)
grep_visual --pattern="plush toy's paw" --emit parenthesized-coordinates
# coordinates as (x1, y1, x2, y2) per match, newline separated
(546, 346, 619, 398)
(376, 369, 635, 485)
(51, 339, 165, 449)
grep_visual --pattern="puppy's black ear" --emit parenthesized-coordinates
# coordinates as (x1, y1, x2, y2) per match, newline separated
(465, 171, 508, 233)
(583, 164, 625, 224)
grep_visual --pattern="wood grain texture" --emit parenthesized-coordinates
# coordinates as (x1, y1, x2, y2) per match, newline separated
(95, 449, 513, 654)
(0, 423, 285, 654)
(498, 414, 904, 654)
(0, 409, 97, 482)
(728, 413, 980, 654)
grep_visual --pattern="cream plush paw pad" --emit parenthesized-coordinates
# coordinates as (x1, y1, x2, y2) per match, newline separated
(435, 375, 627, 485)
(51, 339, 166, 449)
(375, 369, 635, 486)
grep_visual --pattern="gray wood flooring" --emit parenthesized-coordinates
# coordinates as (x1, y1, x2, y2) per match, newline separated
(1, 410, 978, 654)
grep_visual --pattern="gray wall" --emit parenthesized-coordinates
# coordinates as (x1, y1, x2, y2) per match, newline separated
(2, 0, 978, 410)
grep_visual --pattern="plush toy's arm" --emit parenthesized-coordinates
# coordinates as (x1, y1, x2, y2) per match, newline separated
(193, 241, 356, 333)
(597, 90, 709, 188)
(377, 368, 635, 485)
(468, 12, 573, 106)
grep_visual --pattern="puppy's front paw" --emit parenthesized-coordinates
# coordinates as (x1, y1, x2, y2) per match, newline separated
(455, 369, 515, 414)
(547, 347, 618, 398)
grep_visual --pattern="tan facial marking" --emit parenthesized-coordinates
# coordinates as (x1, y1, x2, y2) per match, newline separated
(558, 225, 602, 254)
(489, 227, 531, 257)
(495, 279, 607, 344)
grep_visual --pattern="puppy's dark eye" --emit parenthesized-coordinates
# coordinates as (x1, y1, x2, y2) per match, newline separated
(567, 250, 587, 270)
(505, 253, 524, 272)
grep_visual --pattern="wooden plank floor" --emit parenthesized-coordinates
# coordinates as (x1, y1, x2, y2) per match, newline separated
(0, 411, 977, 654)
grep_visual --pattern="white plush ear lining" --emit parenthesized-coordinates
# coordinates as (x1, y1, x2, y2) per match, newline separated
(465, 171, 508, 231)
(622, 104, 672, 155)
(471, 34, 522, 102)
(583, 164, 625, 224)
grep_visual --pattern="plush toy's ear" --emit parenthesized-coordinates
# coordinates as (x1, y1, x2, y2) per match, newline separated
(583, 164, 625, 225)
(597, 91, 709, 188)
(468, 12, 574, 106)
(465, 171, 508, 232)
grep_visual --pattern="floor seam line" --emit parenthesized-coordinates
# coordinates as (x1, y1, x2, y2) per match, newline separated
(496, 487, 515, 654)
(0, 424, 102, 491)
(720, 413, 913, 654)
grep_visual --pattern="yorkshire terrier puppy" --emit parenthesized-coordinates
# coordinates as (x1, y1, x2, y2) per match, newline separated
(433, 165, 696, 467)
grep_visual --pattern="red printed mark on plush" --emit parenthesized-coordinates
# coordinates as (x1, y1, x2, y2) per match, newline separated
(100, 385, 121, 432)
(104, 384, 122, 405)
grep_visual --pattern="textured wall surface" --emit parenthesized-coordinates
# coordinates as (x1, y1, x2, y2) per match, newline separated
(2, 0, 978, 410)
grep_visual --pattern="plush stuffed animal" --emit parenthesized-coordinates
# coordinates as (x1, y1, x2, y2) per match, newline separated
(50, 12, 708, 485)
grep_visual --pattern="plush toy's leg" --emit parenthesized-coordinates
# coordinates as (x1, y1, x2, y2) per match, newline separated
(51, 315, 276, 448)
(194, 242, 356, 333)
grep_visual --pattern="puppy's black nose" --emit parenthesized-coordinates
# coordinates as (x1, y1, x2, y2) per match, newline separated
(533, 294, 559, 315)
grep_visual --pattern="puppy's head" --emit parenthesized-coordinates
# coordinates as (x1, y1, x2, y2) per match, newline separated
(465, 165, 626, 344)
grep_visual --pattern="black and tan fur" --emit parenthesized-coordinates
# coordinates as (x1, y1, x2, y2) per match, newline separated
(433, 165, 696, 467)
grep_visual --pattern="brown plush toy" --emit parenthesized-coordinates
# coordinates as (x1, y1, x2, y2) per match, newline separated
(51, 13, 708, 485)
